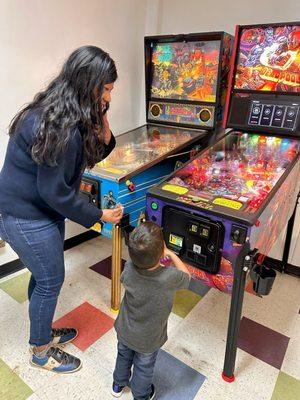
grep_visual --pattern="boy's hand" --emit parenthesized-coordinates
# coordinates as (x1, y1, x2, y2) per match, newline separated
(163, 243, 191, 277)
(163, 243, 174, 258)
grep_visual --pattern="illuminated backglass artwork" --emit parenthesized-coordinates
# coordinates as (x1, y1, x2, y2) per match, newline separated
(234, 25, 300, 92)
(151, 41, 221, 102)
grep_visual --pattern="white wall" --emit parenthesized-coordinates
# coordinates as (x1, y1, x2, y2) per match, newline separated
(0, 0, 149, 169)
(158, 0, 300, 35)
(0, 0, 150, 263)
(138, 0, 162, 123)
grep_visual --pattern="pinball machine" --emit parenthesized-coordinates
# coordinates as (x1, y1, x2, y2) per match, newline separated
(146, 21, 300, 380)
(81, 31, 233, 310)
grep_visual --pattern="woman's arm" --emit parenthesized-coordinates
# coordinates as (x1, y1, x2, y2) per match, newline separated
(102, 132, 116, 160)
(37, 128, 122, 227)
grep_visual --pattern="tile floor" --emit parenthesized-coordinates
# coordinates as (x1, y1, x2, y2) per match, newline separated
(0, 235, 299, 400)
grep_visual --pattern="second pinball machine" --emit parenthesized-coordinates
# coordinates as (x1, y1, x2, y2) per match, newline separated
(81, 31, 233, 310)
(146, 21, 300, 381)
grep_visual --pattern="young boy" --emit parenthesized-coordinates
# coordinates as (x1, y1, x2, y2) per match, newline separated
(112, 221, 191, 400)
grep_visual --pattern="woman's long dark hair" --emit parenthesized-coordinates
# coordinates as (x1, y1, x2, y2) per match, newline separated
(9, 45, 117, 168)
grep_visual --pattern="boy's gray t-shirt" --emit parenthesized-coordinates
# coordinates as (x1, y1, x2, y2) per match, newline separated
(114, 260, 190, 354)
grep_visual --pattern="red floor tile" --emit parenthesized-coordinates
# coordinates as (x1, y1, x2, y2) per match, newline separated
(53, 302, 114, 351)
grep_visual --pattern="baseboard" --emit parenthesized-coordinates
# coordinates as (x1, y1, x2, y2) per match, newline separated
(260, 255, 300, 277)
(0, 230, 100, 279)
(63, 230, 99, 251)
(0, 259, 25, 279)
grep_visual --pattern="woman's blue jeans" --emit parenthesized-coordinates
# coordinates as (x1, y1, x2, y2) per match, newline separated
(0, 212, 65, 346)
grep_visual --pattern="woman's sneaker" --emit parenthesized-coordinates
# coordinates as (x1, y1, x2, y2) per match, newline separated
(30, 346, 82, 373)
(51, 327, 78, 345)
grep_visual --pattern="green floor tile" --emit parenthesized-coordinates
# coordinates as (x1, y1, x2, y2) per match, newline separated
(0, 271, 31, 303)
(172, 289, 201, 318)
(0, 358, 33, 400)
(271, 371, 300, 400)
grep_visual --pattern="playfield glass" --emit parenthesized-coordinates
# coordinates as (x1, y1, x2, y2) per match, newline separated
(234, 25, 300, 92)
(165, 132, 299, 213)
(151, 40, 221, 102)
(94, 125, 201, 181)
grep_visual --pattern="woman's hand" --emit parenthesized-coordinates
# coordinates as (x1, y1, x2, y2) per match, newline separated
(102, 113, 112, 145)
(94, 113, 112, 145)
(101, 204, 124, 224)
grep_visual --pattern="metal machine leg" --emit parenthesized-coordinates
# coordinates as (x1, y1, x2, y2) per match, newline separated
(281, 191, 300, 272)
(222, 243, 251, 382)
(111, 224, 122, 311)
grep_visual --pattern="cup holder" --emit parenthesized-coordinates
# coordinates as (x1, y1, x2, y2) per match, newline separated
(250, 264, 276, 296)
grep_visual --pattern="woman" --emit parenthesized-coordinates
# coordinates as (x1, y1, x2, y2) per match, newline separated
(0, 46, 123, 373)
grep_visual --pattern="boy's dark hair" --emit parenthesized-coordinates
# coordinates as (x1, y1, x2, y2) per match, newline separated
(128, 222, 164, 269)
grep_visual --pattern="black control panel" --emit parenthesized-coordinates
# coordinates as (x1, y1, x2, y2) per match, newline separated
(162, 207, 224, 274)
(228, 93, 300, 136)
(248, 100, 299, 130)
(79, 177, 100, 208)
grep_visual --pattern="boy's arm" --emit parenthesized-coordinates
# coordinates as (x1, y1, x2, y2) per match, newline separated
(120, 260, 133, 284)
(120, 270, 125, 284)
(164, 245, 191, 277)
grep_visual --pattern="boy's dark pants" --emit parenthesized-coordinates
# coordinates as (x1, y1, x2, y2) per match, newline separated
(113, 341, 158, 400)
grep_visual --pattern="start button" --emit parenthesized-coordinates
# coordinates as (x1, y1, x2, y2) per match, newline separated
(151, 201, 158, 211)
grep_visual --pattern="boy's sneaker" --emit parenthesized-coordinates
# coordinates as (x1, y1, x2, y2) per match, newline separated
(51, 327, 78, 345)
(111, 370, 132, 397)
(111, 382, 125, 397)
(30, 346, 82, 373)
(133, 384, 155, 400)
(147, 384, 155, 400)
